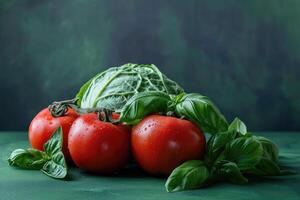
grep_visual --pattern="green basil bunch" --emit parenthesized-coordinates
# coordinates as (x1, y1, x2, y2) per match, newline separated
(165, 118, 290, 192)
(120, 92, 292, 192)
(8, 127, 67, 179)
(120, 92, 228, 135)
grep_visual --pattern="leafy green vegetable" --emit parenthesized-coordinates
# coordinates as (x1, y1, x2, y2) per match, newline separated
(228, 117, 247, 136)
(8, 148, 48, 170)
(41, 154, 67, 179)
(165, 160, 209, 192)
(224, 136, 263, 171)
(205, 118, 252, 168)
(247, 136, 280, 176)
(76, 63, 183, 111)
(216, 160, 248, 184)
(120, 91, 172, 125)
(255, 136, 279, 163)
(204, 132, 230, 169)
(8, 127, 67, 180)
(166, 116, 292, 192)
(120, 92, 228, 134)
(174, 93, 228, 134)
(41, 127, 67, 179)
(247, 157, 280, 176)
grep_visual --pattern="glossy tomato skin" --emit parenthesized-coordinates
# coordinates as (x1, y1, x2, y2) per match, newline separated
(68, 113, 130, 174)
(132, 115, 206, 176)
(29, 108, 79, 161)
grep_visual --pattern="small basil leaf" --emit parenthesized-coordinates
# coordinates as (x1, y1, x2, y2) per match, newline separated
(206, 118, 246, 160)
(247, 157, 280, 176)
(247, 136, 281, 176)
(42, 127, 67, 179)
(165, 160, 209, 192)
(217, 160, 248, 184)
(225, 137, 263, 171)
(205, 133, 232, 168)
(8, 148, 48, 170)
(228, 118, 247, 136)
(174, 93, 228, 134)
(44, 127, 64, 156)
(254, 136, 279, 163)
(120, 91, 171, 125)
(41, 152, 67, 179)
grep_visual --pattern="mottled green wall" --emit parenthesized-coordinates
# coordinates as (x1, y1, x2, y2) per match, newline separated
(0, 0, 299, 131)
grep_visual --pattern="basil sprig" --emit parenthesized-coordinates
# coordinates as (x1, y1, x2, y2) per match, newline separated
(166, 118, 292, 192)
(8, 127, 67, 179)
(8, 148, 48, 170)
(120, 92, 294, 192)
(120, 92, 227, 134)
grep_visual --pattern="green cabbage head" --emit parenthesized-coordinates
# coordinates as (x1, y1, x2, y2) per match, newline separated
(76, 63, 184, 111)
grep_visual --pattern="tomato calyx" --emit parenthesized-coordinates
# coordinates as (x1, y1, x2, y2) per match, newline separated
(48, 98, 78, 117)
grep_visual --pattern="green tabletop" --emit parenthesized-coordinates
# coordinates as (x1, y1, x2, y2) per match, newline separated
(0, 132, 299, 200)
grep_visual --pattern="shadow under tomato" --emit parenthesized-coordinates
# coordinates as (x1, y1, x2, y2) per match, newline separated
(70, 163, 150, 179)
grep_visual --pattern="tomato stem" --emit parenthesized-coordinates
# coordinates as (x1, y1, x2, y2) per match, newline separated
(97, 109, 119, 124)
(48, 98, 119, 124)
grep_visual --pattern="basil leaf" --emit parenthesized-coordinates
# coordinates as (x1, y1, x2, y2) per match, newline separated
(228, 117, 247, 136)
(204, 118, 246, 167)
(225, 137, 263, 171)
(255, 136, 279, 162)
(8, 127, 67, 179)
(77, 63, 183, 111)
(247, 136, 281, 176)
(8, 148, 48, 170)
(41, 152, 67, 179)
(217, 160, 248, 184)
(205, 133, 231, 168)
(165, 160, 209, 192)
(44, 127, 64, 156)
(248, 157, 280, 176)
(174, 93, 228, 134)
(41, 127, 67, 179)
(120, 91, 171, 125)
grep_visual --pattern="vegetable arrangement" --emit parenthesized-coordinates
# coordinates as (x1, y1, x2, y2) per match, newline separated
(8, 63, 294, 192)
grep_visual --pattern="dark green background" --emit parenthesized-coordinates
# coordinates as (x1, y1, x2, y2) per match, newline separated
(0, 0, 299, 131)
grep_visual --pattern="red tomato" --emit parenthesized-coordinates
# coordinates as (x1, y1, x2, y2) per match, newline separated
(29, 108, 79, 161)
(132, 115, 206, 176)
(68, 113, 130, 174)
